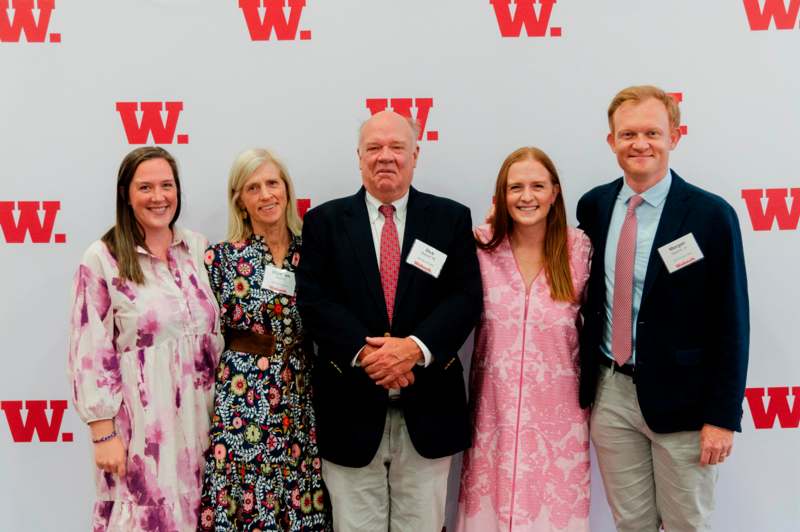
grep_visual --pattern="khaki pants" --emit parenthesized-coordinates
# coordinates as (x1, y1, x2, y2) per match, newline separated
(321, 406, 452, 532)
(591, 365, 718, 532)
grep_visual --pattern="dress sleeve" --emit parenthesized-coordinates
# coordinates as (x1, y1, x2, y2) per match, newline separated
(67, 244, 122, 424)
(204, 242, 224, 304)
(571, 228, 593, 303)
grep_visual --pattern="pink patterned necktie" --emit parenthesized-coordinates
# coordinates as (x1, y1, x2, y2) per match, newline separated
(611, 194, 644, 366)
(378, 204, 400, 324)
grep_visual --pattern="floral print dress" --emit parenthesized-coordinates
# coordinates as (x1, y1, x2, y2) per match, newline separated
(198, 234, 331, 532)
(68, 227, 224, 532)
(456, 226, 592, 532)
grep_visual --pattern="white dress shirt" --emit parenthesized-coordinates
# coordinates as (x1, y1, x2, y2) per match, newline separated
(351, 190, 433, 370)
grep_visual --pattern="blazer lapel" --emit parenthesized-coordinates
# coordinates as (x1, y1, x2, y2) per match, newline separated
(393, 187, 430, 316)
(595, 178, 624, 268)
(343, 188, 387, 321)
(641, 172, 692, 302)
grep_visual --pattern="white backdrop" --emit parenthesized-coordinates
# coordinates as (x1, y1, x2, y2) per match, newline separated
(1, 1, 798, 530)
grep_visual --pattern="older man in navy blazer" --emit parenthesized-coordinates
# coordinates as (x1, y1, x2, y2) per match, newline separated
(577, 85, 749, 531)
(297, 110, 482, 531)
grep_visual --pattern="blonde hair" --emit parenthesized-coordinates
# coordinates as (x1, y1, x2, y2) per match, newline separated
(607, 85, 681, 131)
(226, 148, 302, 242)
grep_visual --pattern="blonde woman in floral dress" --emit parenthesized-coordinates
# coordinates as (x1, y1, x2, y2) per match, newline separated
(197, 149, 331, 531)
(68, 147, 224, 531)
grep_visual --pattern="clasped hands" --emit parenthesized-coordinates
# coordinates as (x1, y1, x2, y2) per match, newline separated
(359, 336, 423, 390)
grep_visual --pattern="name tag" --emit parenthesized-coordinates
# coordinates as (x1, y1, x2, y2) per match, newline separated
(261, 265, 296, 295)
(657, 233, 704, 273)
(405, 239, 447, 278)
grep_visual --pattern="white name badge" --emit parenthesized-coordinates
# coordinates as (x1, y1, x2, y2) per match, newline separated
(405, 239, 447, 278)
(657, 233, 704, 273)
(261, 266, 296, 295)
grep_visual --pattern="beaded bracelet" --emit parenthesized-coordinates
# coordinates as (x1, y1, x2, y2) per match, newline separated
(92, 430, 117, 444)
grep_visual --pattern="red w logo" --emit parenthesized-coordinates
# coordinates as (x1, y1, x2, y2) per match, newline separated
(0, 201, 65, 244)
(366, 98, 439, 142)
(666, 92, 688, 135)
(745, 387, 800, 429)
(743, 0, 800, 30)
(1, 400, 73, 442)
(116, 102, 189, 145)
(239, 0, 311, 41)
(0, 0, 60, 42)
(740, 188, 800, 231)
(490, 0, 561, 38)
(296, 198, 311, 219)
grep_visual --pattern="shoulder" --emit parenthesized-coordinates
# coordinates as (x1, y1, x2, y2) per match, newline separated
(80, 240, 114, 269)
(175, 227, 209, 253)
(577, 179, 620, 207)
(474, 223, 492, 245)
(304, 193, 356, 222)
(414, 189, 470, 215)
(679, 178, 737, 217)
(567, 226, 592, 257)
(567, 226, 590, 247)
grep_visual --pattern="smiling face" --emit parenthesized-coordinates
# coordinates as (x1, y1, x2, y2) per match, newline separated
(608, 97, 681, 191)
(238, 161, 288, 234)
(128, 158, 178, 236)
(358, 111, 419, 203)
(505, 158, 559, 230)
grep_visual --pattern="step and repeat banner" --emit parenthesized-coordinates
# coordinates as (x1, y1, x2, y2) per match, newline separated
(1, 1, 798, 530)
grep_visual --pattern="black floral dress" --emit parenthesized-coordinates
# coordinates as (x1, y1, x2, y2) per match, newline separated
(197, 234, 331, 531)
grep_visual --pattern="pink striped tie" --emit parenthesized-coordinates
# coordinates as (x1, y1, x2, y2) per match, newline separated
(379, 204, 400, 324)
(611, 195, 644, 366)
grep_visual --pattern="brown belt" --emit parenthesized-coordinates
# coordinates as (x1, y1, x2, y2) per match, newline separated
(224, 328, 276, 357)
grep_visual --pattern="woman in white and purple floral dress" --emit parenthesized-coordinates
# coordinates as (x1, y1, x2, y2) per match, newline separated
(68, 147, 224, 531)
(196, 149, 331, 531)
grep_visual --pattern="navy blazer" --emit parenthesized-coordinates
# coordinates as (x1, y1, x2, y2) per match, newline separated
(576, 171, 749, 433)
(296, 186, 482, 467)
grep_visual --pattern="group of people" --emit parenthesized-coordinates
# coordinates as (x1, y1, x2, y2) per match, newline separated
(68, 84, 749, 532)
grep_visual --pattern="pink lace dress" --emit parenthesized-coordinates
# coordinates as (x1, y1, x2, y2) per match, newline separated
(456, 226, 592, 532)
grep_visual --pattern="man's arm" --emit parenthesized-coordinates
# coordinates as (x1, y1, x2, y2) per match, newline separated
(703, 201, 750, 431)
(296, 208, 371, 370)
(407, 206, 483, 364)
(699, 200, 749, 465)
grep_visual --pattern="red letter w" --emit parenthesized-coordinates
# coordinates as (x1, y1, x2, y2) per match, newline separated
(1, 400, 69, 442)
(743, 0, 800, 30)
(366, 98, 435, 141)
(0, 0, 56, 42)
(0, 201, 64, 243)
(740, 188, 800, 231)
(116, 102, 187, 145)
(490, 0, 559, 38)
(239, 0, 309, 41)
(745, 387, 800, 429)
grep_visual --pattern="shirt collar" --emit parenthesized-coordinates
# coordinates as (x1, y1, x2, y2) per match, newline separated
(135, 226, 187, 256)
(618, 170, 672, 208)
(365, 190, 409, 224)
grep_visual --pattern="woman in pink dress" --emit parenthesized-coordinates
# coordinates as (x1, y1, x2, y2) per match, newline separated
(456, 147, 592, 532)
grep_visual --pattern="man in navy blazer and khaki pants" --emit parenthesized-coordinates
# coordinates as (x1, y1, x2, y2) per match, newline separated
(297, 110, 482, 531)
(577, 85, 749, 531)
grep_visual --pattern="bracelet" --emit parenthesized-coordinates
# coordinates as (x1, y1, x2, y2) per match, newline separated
(92, 431, 117, 444)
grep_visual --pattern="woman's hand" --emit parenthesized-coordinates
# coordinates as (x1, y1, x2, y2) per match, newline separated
(94, 436, 127, 476)
(89, 419, 126, 476)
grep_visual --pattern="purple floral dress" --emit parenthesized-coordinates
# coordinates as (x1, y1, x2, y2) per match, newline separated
(197, 234, 331, 532)
(68, 227, 224, 532)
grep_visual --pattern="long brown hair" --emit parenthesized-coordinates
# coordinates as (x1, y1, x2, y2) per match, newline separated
(477, 147, 575, 302)
(101, 147, 181, 284)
